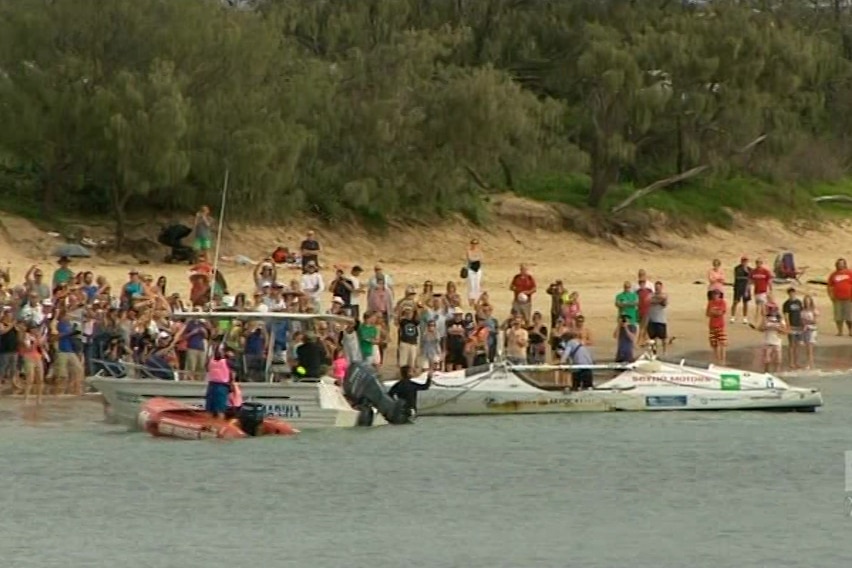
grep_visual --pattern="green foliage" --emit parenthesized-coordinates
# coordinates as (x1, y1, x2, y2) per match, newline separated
(0, 0, 850, 240)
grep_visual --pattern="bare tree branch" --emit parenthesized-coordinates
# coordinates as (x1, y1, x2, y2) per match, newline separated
(610, 165, 709, 214)
(610, 134, 767, 214)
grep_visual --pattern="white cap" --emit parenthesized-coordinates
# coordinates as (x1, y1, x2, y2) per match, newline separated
(158, 331, 171, 340)
(41, 299, 53, 307)
(453, 306, 464, 314)
(221, 295, 235, 308)
(332, 296, 344, 305)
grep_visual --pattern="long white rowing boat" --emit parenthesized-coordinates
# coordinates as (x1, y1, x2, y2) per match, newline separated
(392, 352, 823, 415)
(86, 312, 408, 430)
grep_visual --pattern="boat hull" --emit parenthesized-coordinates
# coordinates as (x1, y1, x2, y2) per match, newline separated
(394, 362, 824, 416)
(414, 386, 823, 415)
(141, 397, 298, 439)
(87, 376, 386, 430)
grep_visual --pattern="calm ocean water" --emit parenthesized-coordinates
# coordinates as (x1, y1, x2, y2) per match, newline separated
(1, 374, 851, 567)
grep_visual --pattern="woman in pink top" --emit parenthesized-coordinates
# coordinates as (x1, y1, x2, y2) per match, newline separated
(331, 347, 348, 385)
(707, 259, 726, 300)
(561, 291, 582, 327)
(228, 381, 243, 409)
(205, 347, 232, 418)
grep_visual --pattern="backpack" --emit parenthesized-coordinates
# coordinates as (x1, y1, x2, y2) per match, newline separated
(271, 247, 288, 264)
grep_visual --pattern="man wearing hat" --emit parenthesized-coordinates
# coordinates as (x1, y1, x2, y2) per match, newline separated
(329, 296, 346, 316)
(53, 257, 74, 288)
(397, 305, 420, 371)
(394, 285, 419, 323)
(731, 256, 752, 324)
(121, 269, 143, 309)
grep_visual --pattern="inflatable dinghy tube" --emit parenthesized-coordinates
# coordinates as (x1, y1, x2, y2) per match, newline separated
(342, 362, 412, 425)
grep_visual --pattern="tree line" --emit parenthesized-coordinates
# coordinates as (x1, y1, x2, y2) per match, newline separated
(0, 0, 850, 242)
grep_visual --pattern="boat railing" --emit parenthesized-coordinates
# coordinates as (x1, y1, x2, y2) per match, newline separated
(88, 358, 306, 383)
(90, 359, 199, 381)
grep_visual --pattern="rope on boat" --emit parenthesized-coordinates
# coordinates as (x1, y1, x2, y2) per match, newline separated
(417, 370, 496, 413)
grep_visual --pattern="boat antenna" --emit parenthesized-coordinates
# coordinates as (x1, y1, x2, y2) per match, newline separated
(210, 167, 229, 311)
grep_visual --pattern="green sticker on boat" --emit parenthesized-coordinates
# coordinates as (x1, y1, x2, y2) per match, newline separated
(720, 374, 741, 391)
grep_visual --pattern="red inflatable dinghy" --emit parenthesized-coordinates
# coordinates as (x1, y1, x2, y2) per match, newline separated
(139, 397, 298, 440)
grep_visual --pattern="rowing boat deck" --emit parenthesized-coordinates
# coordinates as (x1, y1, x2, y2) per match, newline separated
(509, 368, 621, 391)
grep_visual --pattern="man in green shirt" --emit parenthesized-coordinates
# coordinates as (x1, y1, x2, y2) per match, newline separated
(615, 281, 639, 324)
(358, 311, 380, 366)
(53, 257, 74, 288)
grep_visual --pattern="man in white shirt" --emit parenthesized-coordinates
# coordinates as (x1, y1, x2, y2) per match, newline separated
(19, 294, 46, 326)
(300, 261, 325, 311)
(262, 283, 287, 311)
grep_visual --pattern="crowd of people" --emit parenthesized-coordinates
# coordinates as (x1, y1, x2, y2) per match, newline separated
(2, 214, 849, 404)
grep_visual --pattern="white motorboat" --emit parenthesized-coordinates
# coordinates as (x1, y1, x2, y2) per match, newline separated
(86, 312, 409, 430)
(392, 352, 823, 416)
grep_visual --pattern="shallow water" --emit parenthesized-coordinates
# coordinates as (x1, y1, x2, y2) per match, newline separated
(1, 374, 851, 568)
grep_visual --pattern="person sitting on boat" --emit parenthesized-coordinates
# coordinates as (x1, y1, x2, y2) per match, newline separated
(205, 343, 233, 419)
(560, 332, 595, 391)
(388, 365, 432, 417)
(295, 331, 328, 379)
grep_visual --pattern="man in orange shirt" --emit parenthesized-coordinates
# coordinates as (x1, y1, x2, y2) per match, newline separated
(827, 258, 852, 336)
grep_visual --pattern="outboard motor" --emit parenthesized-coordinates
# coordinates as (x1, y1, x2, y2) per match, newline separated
(237, 402, 266, 436)
(342, 362, 410, 425)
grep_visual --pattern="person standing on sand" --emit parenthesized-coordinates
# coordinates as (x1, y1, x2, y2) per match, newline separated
(509, 264, 536, 324)
(827, 258, 852, 336)
(782, 287, 804, 369)
(21, 321, 45, 405)
(546, 280, 565, 329)
(749, 258, 773, 322)
(465, 239, 483, 308)
(706, 289, 727, 365)
(612, 315, 637, 363)
(615, 281, 639, 325)
(560, 332, 594, 391)
(800, 295, 819, 369)
(706, 259, 725, 301)
(759, 304, 787, 373)
(635, 269, 653, 341)
(300, 230, 321, 272)
(731, 256, 752, 324)
(349, 266, 365, 322)
(647, 281, 669, 355)
(193, 206, 213, 254)
(505, 317, 529, 364)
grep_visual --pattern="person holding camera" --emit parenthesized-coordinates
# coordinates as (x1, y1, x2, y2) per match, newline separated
(612, 315, 638, 363)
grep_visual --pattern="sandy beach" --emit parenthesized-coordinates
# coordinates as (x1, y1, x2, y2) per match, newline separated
(2, 204, 852, 372)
